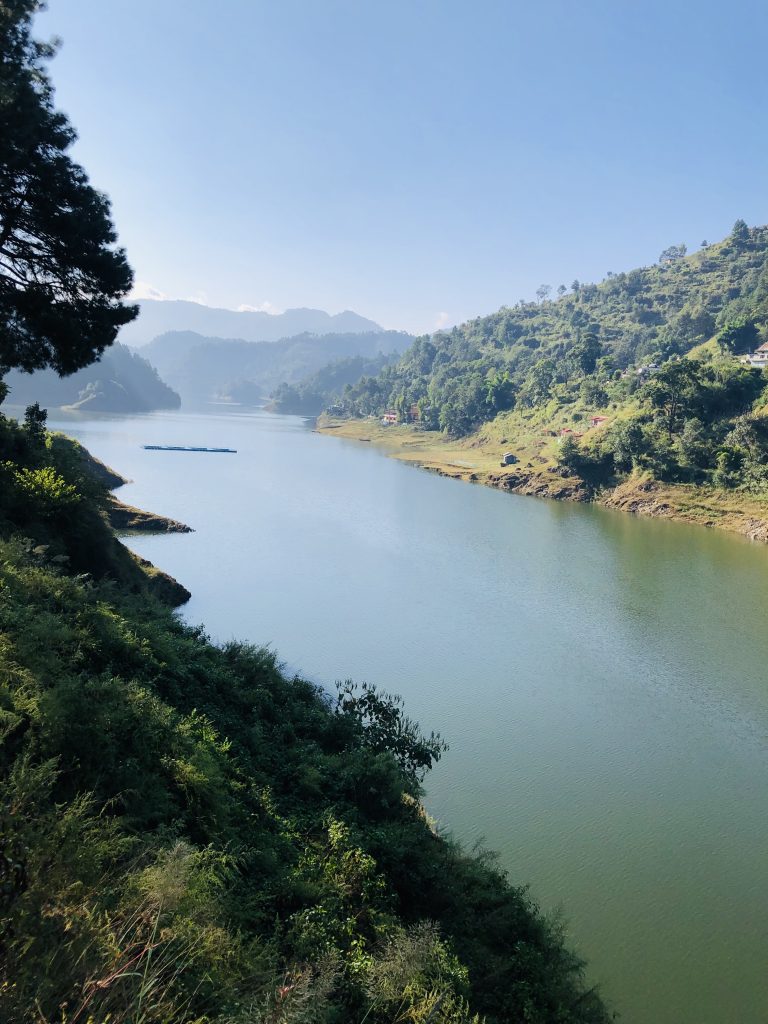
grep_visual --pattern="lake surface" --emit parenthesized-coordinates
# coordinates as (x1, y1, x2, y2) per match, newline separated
(48, 407, 768, 1024)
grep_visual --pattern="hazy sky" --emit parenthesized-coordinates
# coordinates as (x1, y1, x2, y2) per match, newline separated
(36, 0, 768, 334)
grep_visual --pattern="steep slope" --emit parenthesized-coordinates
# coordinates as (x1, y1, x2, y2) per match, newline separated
(0, 413, 189, 603)
(0, 408, 612, 1024)
(120, 299, 383, 346)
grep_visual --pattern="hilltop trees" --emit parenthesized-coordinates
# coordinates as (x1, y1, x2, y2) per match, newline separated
(338, 222, 768, 440)
(659, 243, 687, 264)
(731, 218, 750, 247)
(0, 1, 136, 375)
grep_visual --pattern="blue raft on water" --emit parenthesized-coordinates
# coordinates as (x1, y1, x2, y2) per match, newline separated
(143, 445, 237, 453)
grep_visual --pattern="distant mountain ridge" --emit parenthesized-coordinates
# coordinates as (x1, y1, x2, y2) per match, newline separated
(141, 329, 413, 407)
(120, 300, 383, 346)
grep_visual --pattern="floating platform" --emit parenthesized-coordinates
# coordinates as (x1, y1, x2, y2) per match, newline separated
(143, 445, 237, 453)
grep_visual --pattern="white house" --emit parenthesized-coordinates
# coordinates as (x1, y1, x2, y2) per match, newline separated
(740, 342, 768, 368)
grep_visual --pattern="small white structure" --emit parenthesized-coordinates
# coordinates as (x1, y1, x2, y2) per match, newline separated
(740, 343, 768, 368)
(636, 363, 660, 379)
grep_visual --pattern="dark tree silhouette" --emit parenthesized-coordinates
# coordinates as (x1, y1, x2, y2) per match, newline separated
(731, 218, 750, 248)
(0, 1, 137, 375)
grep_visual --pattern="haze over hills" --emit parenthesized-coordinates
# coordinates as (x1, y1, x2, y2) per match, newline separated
(269, 352, 401, 415)
(141, 328, 413, 406)
(120, 299, 384, 346)
(3, 343, 181, 414)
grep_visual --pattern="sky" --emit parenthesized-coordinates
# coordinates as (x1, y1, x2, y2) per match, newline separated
(35, 0, 768, 335)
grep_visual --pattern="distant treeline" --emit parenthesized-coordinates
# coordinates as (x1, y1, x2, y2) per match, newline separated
(269, 352, 400, 415)
(140, 329, 414, 406)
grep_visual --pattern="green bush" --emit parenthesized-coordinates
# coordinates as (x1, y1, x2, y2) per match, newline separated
(6, 464, 81, 518)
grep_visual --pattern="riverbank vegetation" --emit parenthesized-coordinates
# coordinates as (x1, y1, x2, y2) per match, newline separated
(0, 405, 613, 1023)
(317, 223, 768, 522)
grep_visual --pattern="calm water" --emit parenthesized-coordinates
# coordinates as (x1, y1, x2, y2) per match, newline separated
(48, 408, 768, 1024)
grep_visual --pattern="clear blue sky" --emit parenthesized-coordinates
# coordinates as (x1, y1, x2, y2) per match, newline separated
(36, 0, 768, 334)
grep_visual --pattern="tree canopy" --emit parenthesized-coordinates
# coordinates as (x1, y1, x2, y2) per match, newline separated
(716, 315, 758, 354)
(658, 243, 687, 264)
(0, 1, 136, 375)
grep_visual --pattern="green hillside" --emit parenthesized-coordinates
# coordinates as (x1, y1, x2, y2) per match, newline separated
(0, 404, 612, 1024)
(269, 352, 400, 415)
(338, 222, 768, 497)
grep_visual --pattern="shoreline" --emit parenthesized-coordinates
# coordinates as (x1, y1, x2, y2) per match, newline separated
(107, 495, 193, 534)
(316, 417, 768, 543)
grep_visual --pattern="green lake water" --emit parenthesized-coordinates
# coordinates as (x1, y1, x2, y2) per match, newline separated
(47, 408, 768, 1024)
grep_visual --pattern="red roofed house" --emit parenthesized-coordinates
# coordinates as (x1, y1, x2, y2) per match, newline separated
(590, 415, 609, 427)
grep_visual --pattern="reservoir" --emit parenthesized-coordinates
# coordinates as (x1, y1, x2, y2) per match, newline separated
(48, 407, 768, 1024)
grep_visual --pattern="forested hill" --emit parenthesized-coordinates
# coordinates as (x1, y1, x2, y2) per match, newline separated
(342, 221, 768, 435)
(269, 351, 400, 415)
(3, 342, 180, 414)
